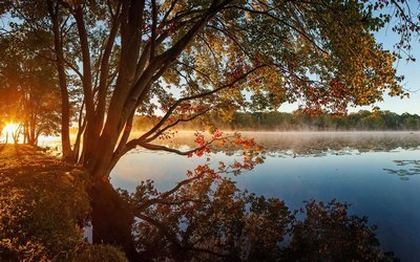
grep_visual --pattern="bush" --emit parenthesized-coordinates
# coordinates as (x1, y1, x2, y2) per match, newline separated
(0, 145, 127, 261)
(69, 243, 127, 262)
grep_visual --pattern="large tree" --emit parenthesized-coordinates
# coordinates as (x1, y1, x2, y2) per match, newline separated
(1, 0, 418, 259)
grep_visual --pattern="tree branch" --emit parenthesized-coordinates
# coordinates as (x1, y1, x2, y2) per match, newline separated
(137, 64, 266, 142)
(145, 107, 212, 143)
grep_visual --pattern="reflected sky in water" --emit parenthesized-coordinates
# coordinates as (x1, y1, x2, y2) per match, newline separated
(111, 131, 420, 261)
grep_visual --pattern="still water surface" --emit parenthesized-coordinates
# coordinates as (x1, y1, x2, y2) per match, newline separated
(111, 131, 420, 261)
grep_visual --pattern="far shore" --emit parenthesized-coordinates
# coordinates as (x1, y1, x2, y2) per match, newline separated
(53, 129, 420, 139)
(128, 129, 420, 134)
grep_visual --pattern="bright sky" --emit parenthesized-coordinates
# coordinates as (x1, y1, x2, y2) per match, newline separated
(2, 8, 418, 115)
(281, 25, 420, 115)
(373, 26, 420, 115)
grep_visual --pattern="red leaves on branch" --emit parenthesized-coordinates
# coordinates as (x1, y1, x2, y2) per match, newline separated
(302, 79, 350, 116)
(211, 129, 223, 140)
(188, 132, 210, 157)
(224, 59, 252, 83)
(186, 130, 265, 178)
(233, 136, 256, 150)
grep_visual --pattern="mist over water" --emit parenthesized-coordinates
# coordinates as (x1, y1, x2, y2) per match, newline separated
(111, 131, 420, 262)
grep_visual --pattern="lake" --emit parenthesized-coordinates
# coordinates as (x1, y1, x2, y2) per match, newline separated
(110, 131, 420, 262)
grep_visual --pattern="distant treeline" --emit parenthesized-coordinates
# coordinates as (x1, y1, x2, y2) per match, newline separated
(134, 110, 420, 131)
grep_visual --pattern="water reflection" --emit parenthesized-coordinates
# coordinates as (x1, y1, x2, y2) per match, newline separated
(111, 132, 420, 261)
(122, 175, 396, 261)
(383, 160, 420, 180)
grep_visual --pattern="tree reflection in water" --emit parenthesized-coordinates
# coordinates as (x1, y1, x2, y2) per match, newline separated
(120, 174, 397, 261)
(115, 132, 417, 260)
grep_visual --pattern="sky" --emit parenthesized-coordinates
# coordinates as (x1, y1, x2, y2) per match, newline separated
(280, 24, 420, 115)
(1, 6, 418, 116)
(373, 26, 420, 115)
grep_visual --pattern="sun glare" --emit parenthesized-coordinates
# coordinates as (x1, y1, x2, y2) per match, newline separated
(3, 123, 20, 134)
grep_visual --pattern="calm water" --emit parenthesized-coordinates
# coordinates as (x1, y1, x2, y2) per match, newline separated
(111, 131, 420, 261)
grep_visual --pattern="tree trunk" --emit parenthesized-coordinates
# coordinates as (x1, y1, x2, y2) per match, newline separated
(57, 47, 73, 162)
(89, 177, 139, 261)
(48, 0, 73, 162)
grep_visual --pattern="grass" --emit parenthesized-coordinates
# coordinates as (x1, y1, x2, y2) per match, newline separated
(0, 144, 74, 173)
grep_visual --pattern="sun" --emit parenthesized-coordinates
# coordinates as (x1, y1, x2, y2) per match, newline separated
(3, 123, 20, 134)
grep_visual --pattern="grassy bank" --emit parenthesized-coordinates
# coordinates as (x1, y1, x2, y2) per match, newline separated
(0, 144, 126, 261)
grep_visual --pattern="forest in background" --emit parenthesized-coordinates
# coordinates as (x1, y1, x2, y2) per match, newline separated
(133, 110, 420, 131)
